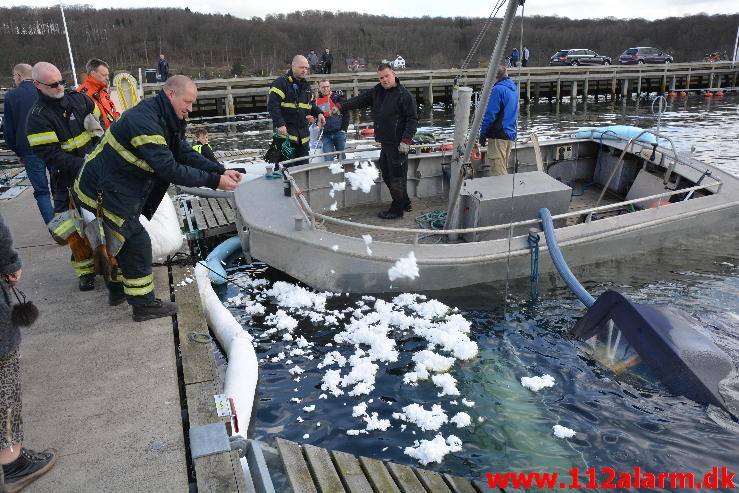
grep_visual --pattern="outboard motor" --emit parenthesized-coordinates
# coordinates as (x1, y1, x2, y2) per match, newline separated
(573, 290, 735, 413)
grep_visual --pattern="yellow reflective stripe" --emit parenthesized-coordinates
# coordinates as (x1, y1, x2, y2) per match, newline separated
(27, 131, 59, 146)
(286, 134, 310, 145)
(106, 132, 154, 172)
(130, 134, 167, 147)
(269, 86, 285, 99)
(298, 103, 311, 109)
(73, 165, 126, 228)
(53, 218, 76, 236)
(92, 105, 101, 117)
(281, 102, 297, 108)
(72, 258, 95, 276)
(124, 284, 154, 296)
(60, 131, 92, 151)
(124, 273, 154, 287)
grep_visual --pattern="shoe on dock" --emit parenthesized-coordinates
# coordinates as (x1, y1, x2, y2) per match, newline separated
(78, 273, 95, 291)
(132, 299, 178, 322)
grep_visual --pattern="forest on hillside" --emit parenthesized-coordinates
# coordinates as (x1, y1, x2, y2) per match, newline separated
(1, 6, 737, 86)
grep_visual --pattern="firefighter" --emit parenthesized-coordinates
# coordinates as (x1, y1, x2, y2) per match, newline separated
(26, 61, 104, 291)
(267, 55, 325, 167)
(74, 75, 241, 322)
(76, 58, 120, 129)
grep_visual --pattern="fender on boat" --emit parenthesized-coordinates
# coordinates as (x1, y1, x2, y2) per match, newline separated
(205, 236, 243, 285)
(574, 125, 657, 144)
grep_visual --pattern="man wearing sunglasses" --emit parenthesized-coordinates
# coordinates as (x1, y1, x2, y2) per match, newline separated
(26, 62, 105, 292)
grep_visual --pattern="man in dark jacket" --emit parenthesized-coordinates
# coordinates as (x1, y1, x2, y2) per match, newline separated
(26, 61, 104, 291)
(0, 213, 58, 492)
(340, 63, 418, 219)
(479, 66, 519, 176)
(321, 48, 333, 74)
(74, 75, 241, 322)
(267, 55, 325, 167)
(158, 54, 169, 82)
(3, 63, 54, 226)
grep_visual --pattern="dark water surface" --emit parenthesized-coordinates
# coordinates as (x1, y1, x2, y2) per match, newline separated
(212, 94, 739, 489)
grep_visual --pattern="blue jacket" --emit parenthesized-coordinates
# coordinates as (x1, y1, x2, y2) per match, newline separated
(480, 77, 518, 141)
(3, 79, 38, 157)
(74, 89, 224, 235)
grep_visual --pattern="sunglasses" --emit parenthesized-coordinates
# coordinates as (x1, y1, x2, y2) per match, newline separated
(36, 79, 66, 88)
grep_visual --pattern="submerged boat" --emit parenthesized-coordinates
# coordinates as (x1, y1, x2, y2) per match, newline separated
(231, 0, 738, 294)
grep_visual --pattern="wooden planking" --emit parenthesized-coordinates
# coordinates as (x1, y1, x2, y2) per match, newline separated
(302, 444, 346, 493)
(444, 473, 479, 493)
(208, 197, 228, 226)
(172, 265, 213, 385)
(330, 450, 373, 493)
(415, 468, 452, 493)
(358, 456, 402, 493)
(386, 462, 427, 493)
(276, 438, 317, 493)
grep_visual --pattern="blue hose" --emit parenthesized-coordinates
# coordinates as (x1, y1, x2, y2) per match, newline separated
(538, 208, 595, 307)
(205, 236, 242, 285)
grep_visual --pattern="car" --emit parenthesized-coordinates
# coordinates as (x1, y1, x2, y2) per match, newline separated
(549, 49, 612, 66)
(384, 55, 405, 70)
(619, 47, 673, 64)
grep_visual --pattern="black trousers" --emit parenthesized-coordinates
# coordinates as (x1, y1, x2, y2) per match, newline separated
(112, 218, 155, 306)
(378, 143, 410, 214)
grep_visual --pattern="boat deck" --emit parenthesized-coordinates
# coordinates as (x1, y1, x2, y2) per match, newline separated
(320, 181, 623, 243)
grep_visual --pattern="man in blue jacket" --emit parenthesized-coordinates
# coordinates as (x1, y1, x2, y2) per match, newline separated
(480, 66, 519, 176)
(74, 75, 241, 321)
(3, 64, 54, 227)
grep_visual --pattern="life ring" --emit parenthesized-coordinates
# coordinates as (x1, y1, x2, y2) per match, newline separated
(360, 128, 374, 137)
(113, 72, 140, 111)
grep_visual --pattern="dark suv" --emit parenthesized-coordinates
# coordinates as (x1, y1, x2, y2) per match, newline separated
(619, 47, 673, 64)
(549, 49, 612, 66)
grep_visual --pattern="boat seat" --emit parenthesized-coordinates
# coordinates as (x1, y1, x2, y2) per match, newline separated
(624, 169, 671, 209)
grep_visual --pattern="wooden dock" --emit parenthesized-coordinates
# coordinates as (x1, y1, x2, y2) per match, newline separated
(131, 62, 738, 116)
(175, 190, 238, 240)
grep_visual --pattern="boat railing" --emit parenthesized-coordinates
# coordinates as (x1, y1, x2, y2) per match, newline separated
(286, 171, 723, 243)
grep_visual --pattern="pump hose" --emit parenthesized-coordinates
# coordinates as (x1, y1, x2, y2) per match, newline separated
(113, 72, 140, 111)
(538, 208, 595, 307)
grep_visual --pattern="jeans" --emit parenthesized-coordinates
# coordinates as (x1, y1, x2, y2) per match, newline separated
(322, 131, 347, 161)
(22, 154, 54, 224)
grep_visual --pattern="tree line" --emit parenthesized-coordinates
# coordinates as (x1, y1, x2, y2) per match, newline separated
(1, 6, 737, 87)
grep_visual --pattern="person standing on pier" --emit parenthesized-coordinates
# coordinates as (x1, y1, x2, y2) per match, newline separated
(307, 49, 320, 74)
(0, 213, 58, 492)
(74, 75, 242, 321)
(315, 79, 349, 161)
(76, 58, 120, 129)
(321, 48, 333, 74)
(158, 54, 170, 82)
(2, 63, 55, 229)
(479, 65, 519, 176)
(267, 55, 325, 167)
(338, 63, 418, 220)
(522, 46, 530, 67)
(26, 61, 104, 291)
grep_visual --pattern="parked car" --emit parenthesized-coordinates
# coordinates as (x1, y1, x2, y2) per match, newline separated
(619, 47, 673, 64)
(549, 49, 612, 66)
(384, 55, 405, 70)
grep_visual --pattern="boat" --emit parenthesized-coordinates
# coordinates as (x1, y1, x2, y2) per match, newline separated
(231, 0, 738, 294)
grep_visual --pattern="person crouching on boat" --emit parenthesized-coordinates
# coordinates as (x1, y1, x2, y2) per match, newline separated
(74, 75, 242, 322)
(479, 65, 519, 176)
(337, 63, 418, 220)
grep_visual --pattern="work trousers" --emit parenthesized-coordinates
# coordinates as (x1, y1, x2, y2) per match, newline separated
(113, 218, 155, 306)
(51, 177, 94, 278)
(378, 143, 410, 214)
(22, 154, 54, 224)
(482, 139, 513, 177)
(283, 140, 310, 168)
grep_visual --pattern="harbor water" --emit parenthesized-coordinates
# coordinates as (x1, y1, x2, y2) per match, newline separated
(205, 93, 739, 488)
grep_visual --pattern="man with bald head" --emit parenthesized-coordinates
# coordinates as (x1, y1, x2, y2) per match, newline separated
(74, 75, 242, 321)
(3, 63, 54, 227)
(26, 61, 104, 290)
(267, 55, 325, 167)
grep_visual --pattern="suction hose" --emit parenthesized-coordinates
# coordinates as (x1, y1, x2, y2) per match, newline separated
(538, 208, 595, 307)
(204, 236, 242, 285)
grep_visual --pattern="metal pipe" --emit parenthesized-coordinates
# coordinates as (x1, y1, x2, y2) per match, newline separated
(60, 3, 78, 87)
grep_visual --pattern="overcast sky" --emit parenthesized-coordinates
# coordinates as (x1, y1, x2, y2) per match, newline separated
(2, 0, 736, 20)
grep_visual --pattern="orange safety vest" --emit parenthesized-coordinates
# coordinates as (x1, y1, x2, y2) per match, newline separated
(77, 77, 120, 129)
(315, 94, 337, 118)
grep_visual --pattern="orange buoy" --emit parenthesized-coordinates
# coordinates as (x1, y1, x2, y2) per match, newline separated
(438, 144, 453, 151)
(704, 91, 714, 97)
(679, 91, 687, 97)
(647, 201, 671, 209)
(668, 91, 677, 97)
(715, 91, 724, 97)
(471, 144, 482, 161)
(360, 128, 374, 137)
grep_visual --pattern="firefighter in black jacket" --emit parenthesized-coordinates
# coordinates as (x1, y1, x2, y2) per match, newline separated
(26, 61, 104, 291)
(74, 75, 242, 321)
(267, 55, 325, 167)
(340, 63, 418, 219)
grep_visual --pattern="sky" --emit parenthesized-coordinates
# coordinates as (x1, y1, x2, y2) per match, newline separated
(1, 0, 736, 21)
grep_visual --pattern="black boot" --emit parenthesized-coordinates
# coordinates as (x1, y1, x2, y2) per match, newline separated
(3, 447, 58, 493)
(378, 209, 403, 220)
(107, 284, 126, 306)
(78, 273, 95, 291)
(132, 299, 178, 322)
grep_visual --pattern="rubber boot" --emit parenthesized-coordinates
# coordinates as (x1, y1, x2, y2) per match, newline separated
(132, 299, 178, 322)
(379, 178, 407, 220)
